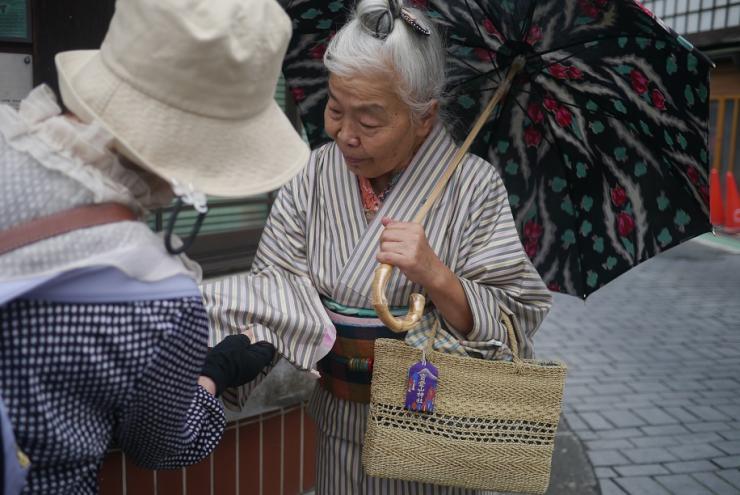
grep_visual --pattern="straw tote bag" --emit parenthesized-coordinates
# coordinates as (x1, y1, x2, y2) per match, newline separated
(362, 308, 567, 494)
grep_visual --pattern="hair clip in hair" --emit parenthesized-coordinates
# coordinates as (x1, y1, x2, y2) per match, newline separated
(400, 7, 431, 36)
(373, 9, 392, 40)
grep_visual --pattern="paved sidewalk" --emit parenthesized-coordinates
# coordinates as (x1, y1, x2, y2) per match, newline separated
(536, 238, 740, 495)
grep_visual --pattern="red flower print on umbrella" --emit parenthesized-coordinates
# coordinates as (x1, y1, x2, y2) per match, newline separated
(629, 69, 649, 94)
(555, 107, 573, 127)
(549, 64, 569, 79)
(483, 18, 503, 41)
(633, 0, 655, 18)
(578, 0, 601, 17)
(525, 127, 543, 148)
(524, 220, 544, 258)
(611, 186, 627, 207)
(699, 185, 709, 205)
(290, 87, 306, 102)
(549, 64, 584, 80)
(526, 25, 542, 45)
(525, 220, 544, 240)
(617, 212, 636, 236)
(543, 95, 558, 111)
(566, 66, 584, 79)
(651, 89, 666, 110)
(687, 166, 699, 184)
(474, 47, 496, 62)
(309, 44, 327, 60)
(527, 102, 544, 124)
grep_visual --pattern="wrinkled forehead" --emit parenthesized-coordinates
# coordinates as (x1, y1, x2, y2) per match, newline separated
(327, 73, 405, 114)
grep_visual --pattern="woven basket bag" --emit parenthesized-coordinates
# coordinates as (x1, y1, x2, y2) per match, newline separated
(362, 309, 567, 494)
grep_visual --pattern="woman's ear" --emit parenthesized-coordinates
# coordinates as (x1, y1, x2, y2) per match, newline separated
(417, 100, 439, 137)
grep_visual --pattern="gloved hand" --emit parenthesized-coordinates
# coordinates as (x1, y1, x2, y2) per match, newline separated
(200, 335, 275, 397)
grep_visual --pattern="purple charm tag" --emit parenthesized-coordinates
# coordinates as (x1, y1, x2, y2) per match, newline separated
(404, 360, 438, 413)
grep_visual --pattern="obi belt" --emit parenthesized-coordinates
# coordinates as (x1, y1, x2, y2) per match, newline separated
(317, 298, 413, 404)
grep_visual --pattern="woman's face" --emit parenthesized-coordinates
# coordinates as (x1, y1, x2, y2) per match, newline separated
(324, 73, 436, 179)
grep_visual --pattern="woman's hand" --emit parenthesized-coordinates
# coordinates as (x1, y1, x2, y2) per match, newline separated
(376, 217, 445, 288)
(200, 335, 275, 397)
(198, 376, 217, 396)
(377, 217, 474, 335)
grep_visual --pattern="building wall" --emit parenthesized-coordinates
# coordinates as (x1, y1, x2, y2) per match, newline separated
(642, 0, 740, 34)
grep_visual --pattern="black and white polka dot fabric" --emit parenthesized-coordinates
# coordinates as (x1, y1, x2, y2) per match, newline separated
(0, 297, 225, 494)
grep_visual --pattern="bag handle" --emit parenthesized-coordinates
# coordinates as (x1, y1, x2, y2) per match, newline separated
(498, 307, 521, 362)
(423, 307, 521, 361)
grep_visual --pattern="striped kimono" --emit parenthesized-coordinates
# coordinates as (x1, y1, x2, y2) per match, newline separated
(203, 124, 552, 494)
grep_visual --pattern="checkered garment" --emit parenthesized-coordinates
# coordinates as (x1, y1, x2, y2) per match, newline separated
(0, 296, 225, 494)
(0, 88, 225, 494)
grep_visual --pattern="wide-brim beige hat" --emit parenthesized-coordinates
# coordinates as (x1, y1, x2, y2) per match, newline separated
(55, 0, 309, 198)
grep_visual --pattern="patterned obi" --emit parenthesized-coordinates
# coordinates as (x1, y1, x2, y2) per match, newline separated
(318, 298, 411, 404)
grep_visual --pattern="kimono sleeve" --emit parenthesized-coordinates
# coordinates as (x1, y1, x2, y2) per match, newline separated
(449, 166, 552, 360)
(201, 155, 333, 411)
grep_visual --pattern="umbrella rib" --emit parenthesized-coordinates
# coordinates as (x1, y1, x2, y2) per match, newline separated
(473, 84, 633, 124)
(447, 64, 507, 93)
(530, 33, 676, 60)
(468, 0, 508, 46)
(531, 44, 592, 70)
(535, 97, 590, 298)
(509, 96, 560, 152)
(506, 92, 589, 296)
(463, 0, 503, 82)
(547, 133, 588, 298)
(530, 33, 663, 70)
(518, 1, 538, 44)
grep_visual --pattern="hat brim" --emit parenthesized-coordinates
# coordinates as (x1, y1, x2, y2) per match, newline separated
(56, 50, 310, 198)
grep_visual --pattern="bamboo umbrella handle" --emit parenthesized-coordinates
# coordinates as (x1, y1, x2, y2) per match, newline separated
(371, 56, 526, 332)
(372, 264, 426, 332)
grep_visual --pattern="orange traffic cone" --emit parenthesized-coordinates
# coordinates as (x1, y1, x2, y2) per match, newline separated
(710, 168, 724, 226)
(725, 171, 740, 233)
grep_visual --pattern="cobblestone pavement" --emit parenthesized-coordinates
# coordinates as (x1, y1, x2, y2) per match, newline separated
(535, 238, 740, 495)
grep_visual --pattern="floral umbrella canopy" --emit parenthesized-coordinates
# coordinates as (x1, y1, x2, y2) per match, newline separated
(282, 0, 713, 297)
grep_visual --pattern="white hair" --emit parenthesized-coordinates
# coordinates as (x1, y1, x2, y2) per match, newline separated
(323, 0, 446, 122)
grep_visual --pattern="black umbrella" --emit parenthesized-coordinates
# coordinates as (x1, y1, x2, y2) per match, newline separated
(283, 0, 713, 301)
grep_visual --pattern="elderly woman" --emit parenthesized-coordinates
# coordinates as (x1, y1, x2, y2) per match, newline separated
(203, 0, 552, 492)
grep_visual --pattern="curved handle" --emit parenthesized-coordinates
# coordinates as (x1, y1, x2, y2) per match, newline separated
(164, 198, 208, 255)
(371, 264, 425, 333)
(498, 308, 521, 362)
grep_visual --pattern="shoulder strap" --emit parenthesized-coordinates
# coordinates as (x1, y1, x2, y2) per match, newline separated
(0, 203, 136, 256)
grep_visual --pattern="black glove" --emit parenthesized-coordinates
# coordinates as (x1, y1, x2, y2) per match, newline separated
(201, 335, 275, 397)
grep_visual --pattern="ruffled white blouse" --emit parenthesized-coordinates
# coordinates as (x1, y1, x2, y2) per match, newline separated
(0, 85, 200, 287)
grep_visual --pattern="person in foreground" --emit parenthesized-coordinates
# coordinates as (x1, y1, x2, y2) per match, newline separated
(0, 0, 307, 492)
(203, 0, 552, 493)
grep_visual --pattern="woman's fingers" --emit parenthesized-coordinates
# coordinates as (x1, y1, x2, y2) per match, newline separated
(381, 216, 395, 227)
(381, 217, 422, 231)
(376, 251, 406, 266)
(380, 222, 425, 242)
(380, 228, 411, 242)
(379, 240, 408, 255)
